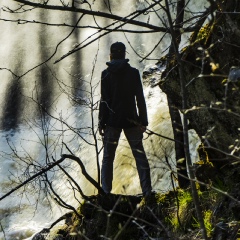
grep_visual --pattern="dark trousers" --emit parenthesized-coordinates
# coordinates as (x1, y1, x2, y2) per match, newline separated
(101, 126, 152, 196)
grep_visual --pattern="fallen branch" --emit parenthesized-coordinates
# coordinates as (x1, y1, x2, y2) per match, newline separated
(0, 154, 104, 202)
(0, 156, 66, 201)
(62, 154, 105, 195)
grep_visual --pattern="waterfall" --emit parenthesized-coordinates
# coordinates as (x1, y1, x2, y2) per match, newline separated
(0, 0, 207, 239)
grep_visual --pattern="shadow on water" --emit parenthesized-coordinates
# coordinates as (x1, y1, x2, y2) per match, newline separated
(0, 74, 23, 131)
(0, 57, 24, 131)
(35, 13, 54, 117)
(71, 12, 84, 97)
(1, 11, 54, 130)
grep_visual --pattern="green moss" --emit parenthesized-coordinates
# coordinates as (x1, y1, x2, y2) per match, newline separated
(156, 192, 167, 203)
(192, 210, 213, 237)
(167, 190, 194, 230)
(190, 23, 215, 46)
(204, 210, 213, 236)
(178, 190, 193, 207)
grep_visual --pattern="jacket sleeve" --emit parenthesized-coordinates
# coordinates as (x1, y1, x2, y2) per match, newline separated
(99, 70, 110, 127)
(135, 70, 148, 126)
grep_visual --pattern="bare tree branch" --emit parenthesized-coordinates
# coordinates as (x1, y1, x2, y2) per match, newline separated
(62, 154, 104, 194)
(0, 67, 19, 77)
(0, 156, 66, 201)
(0, 153, 104, 202)
(54, 0, 164, 63)
(16, 14, 84, 79)
(12, 0, 166, 31)
(44, 172, 82, 218)
(0, 18, 159, 33)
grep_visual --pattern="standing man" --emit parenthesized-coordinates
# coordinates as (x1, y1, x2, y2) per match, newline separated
(98, 42, 152, 197)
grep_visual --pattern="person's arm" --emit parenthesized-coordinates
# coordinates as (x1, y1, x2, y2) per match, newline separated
(135, 70, 148, 129)
(98, 71, 110, 135)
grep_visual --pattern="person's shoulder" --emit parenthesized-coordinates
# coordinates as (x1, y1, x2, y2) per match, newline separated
(101, 69, 109, 76)
(102, 68, 108, 73)
(129, 66, 140, 80)
(101, 69, 110, 82)
(128, 64, 139, 74)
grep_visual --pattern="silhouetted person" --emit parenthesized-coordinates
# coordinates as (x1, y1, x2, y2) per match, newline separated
(99, 42, 152, 197)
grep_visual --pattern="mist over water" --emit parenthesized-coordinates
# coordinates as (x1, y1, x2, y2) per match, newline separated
(0, 0, 208, 239)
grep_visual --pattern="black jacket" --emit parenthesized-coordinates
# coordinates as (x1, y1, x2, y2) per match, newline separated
(99, 59, 148, 128)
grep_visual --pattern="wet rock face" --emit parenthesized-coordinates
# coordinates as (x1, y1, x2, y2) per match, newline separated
(212, 222, 229, 240)
(32, 229, 49, 240)
(228, 67, 240, 83)
(212, 221, 240, 240)
(158, 0, 240, 165)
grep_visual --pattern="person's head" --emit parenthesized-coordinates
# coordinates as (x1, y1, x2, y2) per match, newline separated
(110, 42, 126, 60)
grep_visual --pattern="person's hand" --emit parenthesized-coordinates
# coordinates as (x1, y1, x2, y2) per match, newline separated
(99, 125, 105, 136)
(139, 125, 147, 133)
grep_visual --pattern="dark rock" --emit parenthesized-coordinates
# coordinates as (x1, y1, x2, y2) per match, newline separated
(212, 222, 229, 240)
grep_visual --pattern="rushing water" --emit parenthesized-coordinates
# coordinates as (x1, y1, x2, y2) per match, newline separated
(0, 0, 208, 239)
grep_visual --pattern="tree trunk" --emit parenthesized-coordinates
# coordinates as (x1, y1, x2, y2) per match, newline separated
(160, 0, 240, 168)
(167, 0, 189, 188)
(167, 96, 189, 188)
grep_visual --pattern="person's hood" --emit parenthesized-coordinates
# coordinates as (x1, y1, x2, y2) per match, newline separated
(106, 59, 129, 73)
